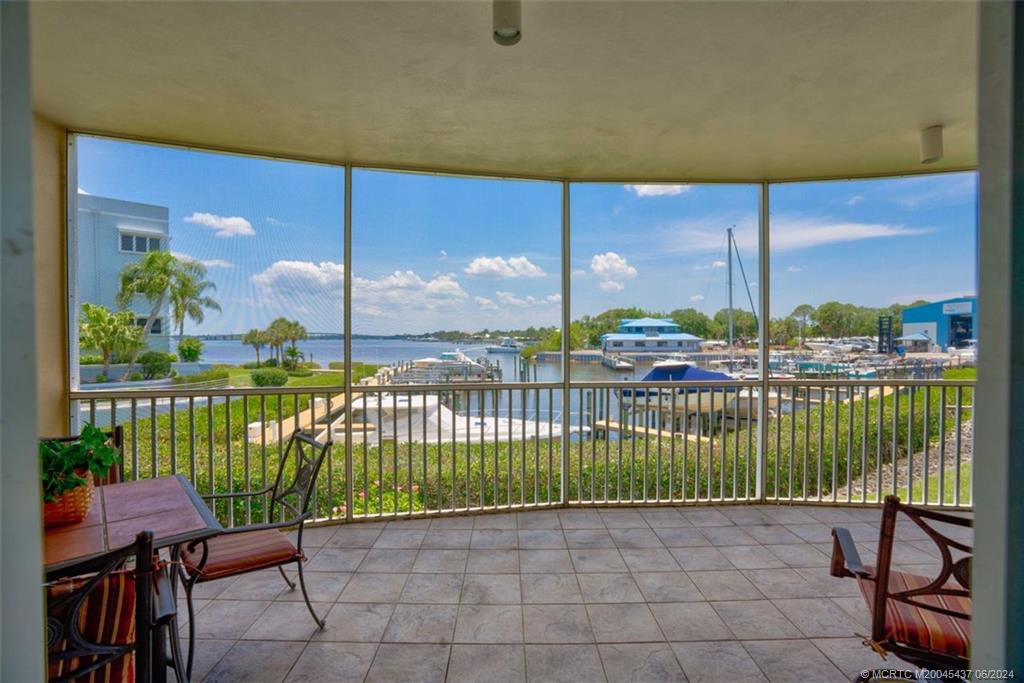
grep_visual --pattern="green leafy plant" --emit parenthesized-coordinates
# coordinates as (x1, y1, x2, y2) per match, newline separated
(176, 336, 204, 362)
(40, 424, 121, 502)
(94, 373, 108, 383)
(129, 371, 144, 381)
(251, 368, 289, 387)
(139, 350, 174, 379)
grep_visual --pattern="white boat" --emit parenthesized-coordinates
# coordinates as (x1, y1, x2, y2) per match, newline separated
(485, 337, 522, 353)
(327, 392, 582, 445)
(395, 350, 490, 383)
(621, 361, 780, 423)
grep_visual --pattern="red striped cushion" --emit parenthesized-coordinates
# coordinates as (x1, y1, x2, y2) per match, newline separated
(858, 568, 971, 659)
(181, 529, 299, 581)
(47, 571, 136, 682)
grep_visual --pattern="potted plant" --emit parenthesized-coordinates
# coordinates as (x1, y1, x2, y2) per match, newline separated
(40, 424, 120, 527)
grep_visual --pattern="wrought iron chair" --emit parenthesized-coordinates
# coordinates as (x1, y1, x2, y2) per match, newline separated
(830, 495, 972, 676)
(46, 530, 178, 683)
(177, 429, 332, 679)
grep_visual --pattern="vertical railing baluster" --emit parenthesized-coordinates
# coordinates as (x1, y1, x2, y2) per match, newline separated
(708, 388, 714, 500)
(535, 388, 541, 506)
(773, 386, 780, 501)
(746, 389, 752, 500)
(907, 387, 915, 503)
(170, 396, 177, 478)
(955, 386, 964, 507)
(861, 385, 869, 503)
(817, 386, 824, 502)
(243, 395, 251, 523)
(831, 386, 839, 503)
(226, 395, 233, 527)
(260, 395, 267, 522)
(846, 387, 854, 503)
(548, 387, 553, 505)
(207, 395, 214, 502)
(392, 391, 399, 516)
(131, 398, 139, 481)
(150, 397, 158, 480)
(876, 385, 883, 504)
(670, 388, 676, 503)
(892, 387, 899, 497)
(736, 385, 743, 501)
(189, 396, 196, 487)
(604, 387, 610, 503)
(802, 389, 809, 502)
(695, 389, 701, 501)
(923, 386, 931, 505)
(939, 386, 947, 506)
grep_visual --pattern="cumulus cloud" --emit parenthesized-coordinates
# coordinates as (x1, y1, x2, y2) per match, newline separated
(590, 252, 637, 291)
(785, 265, 803, 273)
(624, 184, 692, 197)
(78, 187, 91, 195)
(172, 252, 234, 269)
(571, 269, 587, 278)
(251, 261, 467, 317)
(474, 296, 498, 310)
(439, 250, 448, 260)
(185, 212, 255, 237)
(845, 195, 865, 206)
(465, 255, 545, 279)
(493, 291, 561, 307)
(689, 294, 704, 302)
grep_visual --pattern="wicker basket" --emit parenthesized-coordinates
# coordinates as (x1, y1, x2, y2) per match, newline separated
(43, 477, 96, 527)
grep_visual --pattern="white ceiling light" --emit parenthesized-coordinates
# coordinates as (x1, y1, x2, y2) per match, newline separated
(920, 124, 944, 164)
(493, 0, 522, 46)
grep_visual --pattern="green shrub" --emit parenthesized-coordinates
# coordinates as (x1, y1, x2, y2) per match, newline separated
(263, 357, 279, 368)
(301, 361, 321, 369)
(173, 368, 230, 385)
(138, 351, 174, 379)
(80, 355, 104, 365)
(177, 336, 204, 362)
(287, 369, 313, 377)
(94, 373, 108, 383)
(129, 372, 144, 381)
(251, 368, 288, 387)
(328, 361, 345, 370)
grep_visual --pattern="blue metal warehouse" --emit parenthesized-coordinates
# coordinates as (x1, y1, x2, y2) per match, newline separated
(901, 296, 977, 350)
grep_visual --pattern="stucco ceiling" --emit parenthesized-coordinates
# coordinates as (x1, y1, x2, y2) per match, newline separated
(30, 1, 977, 181)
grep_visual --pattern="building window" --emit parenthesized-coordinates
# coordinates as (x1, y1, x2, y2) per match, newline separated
(120, 231, 162, 254)
(656, 341, 667, 347)
(635, 341, 646, 348)
(612, 341, 623, 348)
(136, 317, 162, 335)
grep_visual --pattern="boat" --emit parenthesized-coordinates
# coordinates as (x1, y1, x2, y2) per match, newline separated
(327, 392, 584, 445)
(393, 350, 493, 383)
(485, 337, 522, 353)
(621, 360, 780, 426)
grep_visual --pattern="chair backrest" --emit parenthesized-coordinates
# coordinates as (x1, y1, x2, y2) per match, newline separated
(46, 530, 154, 683)
(268, 430, 332, 525)
(40, 425, 124, 485)
(871, 495, 972, 644)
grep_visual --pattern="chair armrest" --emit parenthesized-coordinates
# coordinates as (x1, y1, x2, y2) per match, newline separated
(218, 512, 312, 536)
(201, 484, 274, 502)
(152, 566, 177, 626)
(830, 527, 870, 578)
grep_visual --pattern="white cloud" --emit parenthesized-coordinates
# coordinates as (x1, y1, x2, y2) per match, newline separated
(475, 296, 498, 310)
(845, 195, 865, 206)
(624, 184, 692, 197)
(251, 261, 467, 318)
(171, 252, 234, 269)
(493, 291, 561, 307)
(689, 294, 705, 302)
(184, 211, 255, 237)
(590, 252, 637, 292)
(785, 265, 803, 273)
(695, 260, 727, 270)
(465, 255, 546, 279)
(571, 269, 587, 278)
(78, 187, 91, 195)
(672, 216, 930, 254)
(439, 250, 448, 260)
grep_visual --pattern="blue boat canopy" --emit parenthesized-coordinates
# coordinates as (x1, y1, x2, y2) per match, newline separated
(640, 363, 732, 382)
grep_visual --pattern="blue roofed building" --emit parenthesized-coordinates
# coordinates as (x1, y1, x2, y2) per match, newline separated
(600, 317, 702, 353)
(900, 296, 977, 350)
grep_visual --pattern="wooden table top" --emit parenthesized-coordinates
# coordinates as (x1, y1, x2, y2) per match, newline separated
(45, 475, 222, 574)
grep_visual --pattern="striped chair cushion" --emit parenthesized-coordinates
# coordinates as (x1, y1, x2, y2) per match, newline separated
(858, 568, 971, 659)
(47, 571, 136, 683)
(181, 528, 300, 581)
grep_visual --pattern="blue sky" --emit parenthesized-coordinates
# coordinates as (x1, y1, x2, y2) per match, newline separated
(77, 136, 977, 335)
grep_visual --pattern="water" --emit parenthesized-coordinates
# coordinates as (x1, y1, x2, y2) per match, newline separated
(179, 337, 650, 383)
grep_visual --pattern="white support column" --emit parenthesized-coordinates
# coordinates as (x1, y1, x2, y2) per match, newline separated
(560, 180, 571, 505)
(343, 165, 353, 522)
(1, 1, 45, 679)
(974, 0, 1023, 669)
(755, 181, 770, 501)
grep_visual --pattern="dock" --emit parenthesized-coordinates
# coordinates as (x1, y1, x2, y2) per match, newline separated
(593, 419, 710, 443)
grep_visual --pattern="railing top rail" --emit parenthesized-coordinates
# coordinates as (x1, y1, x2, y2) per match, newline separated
(69, 376, 974, 400)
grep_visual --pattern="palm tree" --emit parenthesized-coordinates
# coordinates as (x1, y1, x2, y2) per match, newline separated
(265, 317, 292, 364)
(78, 303, 144, 376)
(171, 269, 221, 337)
(286, 320, 308, 351)
(242, 328, 267, 366)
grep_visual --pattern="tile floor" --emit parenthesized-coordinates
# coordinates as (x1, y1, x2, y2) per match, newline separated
(183, 504, 971, 682)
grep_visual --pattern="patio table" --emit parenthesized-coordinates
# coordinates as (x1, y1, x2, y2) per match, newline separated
(44, 474, 222, 681)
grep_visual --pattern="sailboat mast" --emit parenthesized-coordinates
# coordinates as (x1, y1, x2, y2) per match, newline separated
(727, 226, 734, 367)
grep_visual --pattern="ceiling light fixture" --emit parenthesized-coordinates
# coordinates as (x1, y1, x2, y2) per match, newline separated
(493, 0, 522, 46)
(920, 125, 944, 164)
